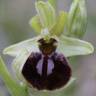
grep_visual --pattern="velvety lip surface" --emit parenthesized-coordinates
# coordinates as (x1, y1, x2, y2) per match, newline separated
(22, 52, 71, 90)
(22, 38, 71, 90)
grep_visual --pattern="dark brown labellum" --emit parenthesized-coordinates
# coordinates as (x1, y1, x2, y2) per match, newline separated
(22, 38, 71, 91)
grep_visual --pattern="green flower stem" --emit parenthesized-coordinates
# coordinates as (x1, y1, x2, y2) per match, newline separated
(0, 56, 28, 96)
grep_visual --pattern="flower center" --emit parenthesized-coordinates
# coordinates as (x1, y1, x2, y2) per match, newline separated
(38, 38, 57, 55)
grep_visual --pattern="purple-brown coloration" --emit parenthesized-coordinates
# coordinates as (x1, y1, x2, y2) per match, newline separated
(22, 38, 71, 90)
(38, 38, 57, 55)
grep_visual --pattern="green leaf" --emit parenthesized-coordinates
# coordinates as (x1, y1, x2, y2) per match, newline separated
(51, 11, 67, 36)
(35, 1, 56, 30)
(3, 37, 40, 57)
(66, 0, 87, 38)
(29, 15, 42, 33)
(57, 36, 94, 57)
(0, 56, 28, 96)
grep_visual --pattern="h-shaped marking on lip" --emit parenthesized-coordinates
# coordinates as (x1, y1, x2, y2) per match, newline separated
(36, 56, 54, 76)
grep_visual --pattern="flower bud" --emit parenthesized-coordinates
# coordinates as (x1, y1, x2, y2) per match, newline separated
(66, 0, 87, 38)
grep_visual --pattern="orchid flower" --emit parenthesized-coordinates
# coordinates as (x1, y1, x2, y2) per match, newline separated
(0, 0, 94, 96)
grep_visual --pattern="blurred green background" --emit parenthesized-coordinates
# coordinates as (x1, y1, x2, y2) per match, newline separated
(0, 0, 96, 96)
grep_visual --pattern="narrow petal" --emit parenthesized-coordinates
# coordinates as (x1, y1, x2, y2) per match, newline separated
(29, 15, 42, 33)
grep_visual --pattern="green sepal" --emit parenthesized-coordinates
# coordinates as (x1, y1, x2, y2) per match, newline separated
(3, 37, 40, 57)
(0, 56, 28, 96)
(29, 15, 42, 33)
(35, 1, 56, 30)
(3, 35, 94, 58)
(51, 11, 67, 36)
(66, 0, 87, 38)
(57, 36, 94, 57)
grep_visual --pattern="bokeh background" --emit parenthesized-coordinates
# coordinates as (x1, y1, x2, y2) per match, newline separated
(0, 0, 96, 96)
